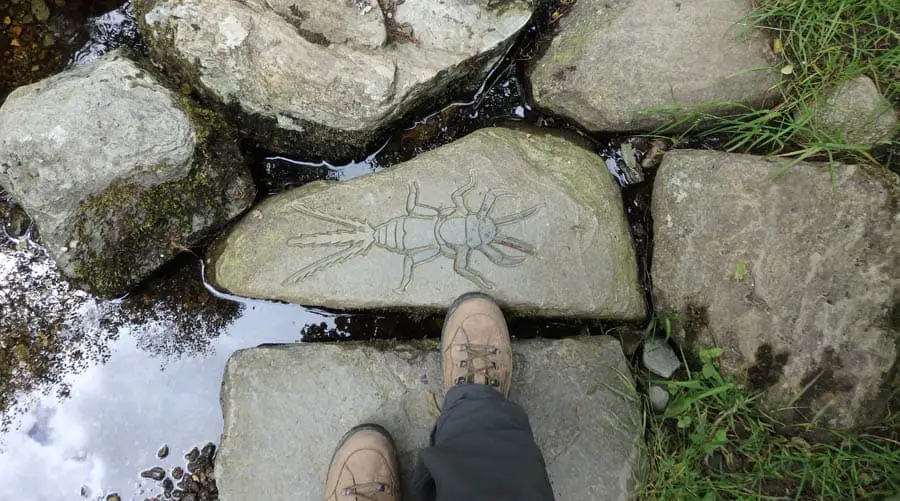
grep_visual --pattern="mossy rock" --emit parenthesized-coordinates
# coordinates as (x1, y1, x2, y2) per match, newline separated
(0, 51, 256, 298)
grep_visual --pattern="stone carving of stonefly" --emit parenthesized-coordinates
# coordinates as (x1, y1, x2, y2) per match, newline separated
(282, 173, 541, 292)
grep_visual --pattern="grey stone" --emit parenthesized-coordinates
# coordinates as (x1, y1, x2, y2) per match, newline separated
(648, 385, 670, 413)
(31, 0, 50, 23)
(527, 0, 779, 132)
(642, 337, 681, 378)
(806, 75, 897, 147)
(209, 127, 646, 319)
(215, 337, 642, 501)
(0, 52, 255, 297)
(136, 0, 532, 160)
(652, 150, 900, 430)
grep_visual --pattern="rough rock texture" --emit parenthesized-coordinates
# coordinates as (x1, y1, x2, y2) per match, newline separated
(215, 337, 642, 501)
(136, 0, 532, 160)
(528, 0, 778, 132)
(807, 75, 897, 147)
(0, 52, 255, 297)
(652, 150, 900, 430)
(210, 127, 645, 319)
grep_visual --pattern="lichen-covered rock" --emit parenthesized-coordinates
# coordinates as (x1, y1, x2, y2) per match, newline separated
(135, 0, 532, 161)
(527, 0, 779, 132)
(806, 75, 897, 147)
(0, 51, 255, 297)
(209, 127, 646, 319)
(652, 150, 899, 430)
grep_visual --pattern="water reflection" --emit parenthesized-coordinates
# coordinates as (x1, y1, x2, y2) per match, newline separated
(0, 297, 322, 501)
(0, 203, 332, 499)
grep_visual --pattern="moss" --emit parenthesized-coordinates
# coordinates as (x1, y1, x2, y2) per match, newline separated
(69, 69, 253, 298)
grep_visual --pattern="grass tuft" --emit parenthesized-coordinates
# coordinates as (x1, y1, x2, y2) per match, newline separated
(639, 321, 900, 500)
(653, 0, 899, 170)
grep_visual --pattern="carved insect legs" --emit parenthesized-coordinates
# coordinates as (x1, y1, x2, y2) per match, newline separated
(391, 173, 540, 292)
(283, 172, 539, 293)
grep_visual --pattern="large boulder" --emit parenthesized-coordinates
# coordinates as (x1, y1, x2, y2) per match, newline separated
(0, 52, 255, 298)
(209, 127, 646, 319)
(135, 0, 532, 161)
(527, 0, 779, 132)
(215, 337, 643, 500)
(805, 75, 897, 148)
(652, 150, 899, 430)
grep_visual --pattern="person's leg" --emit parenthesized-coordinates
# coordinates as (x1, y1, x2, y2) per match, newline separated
(413, 293, 555, 501)
(324, 424, 400, 501)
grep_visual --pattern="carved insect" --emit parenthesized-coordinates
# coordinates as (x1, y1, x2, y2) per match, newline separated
(282, 173, 541, 292)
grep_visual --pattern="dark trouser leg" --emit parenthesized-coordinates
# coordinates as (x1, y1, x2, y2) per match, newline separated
(412, 384, 555, 501)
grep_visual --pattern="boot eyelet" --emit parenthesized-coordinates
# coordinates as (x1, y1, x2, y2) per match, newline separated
(459, 360, 468, 368)
(490, 361, 497, 369)
(489, 379, 500, 387)
(458, 345, 468, 352)
(456, 377, 467, 385)
(343, 487, 353, 496)
(488, 347, 499, 355)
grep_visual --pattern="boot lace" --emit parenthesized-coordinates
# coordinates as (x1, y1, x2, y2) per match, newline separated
(342, 482, 394, 499)
(455, 343, 503, 389)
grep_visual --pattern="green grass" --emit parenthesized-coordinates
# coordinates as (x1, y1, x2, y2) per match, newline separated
(653, 0, 899, 169)
(638, 341, 900, 500)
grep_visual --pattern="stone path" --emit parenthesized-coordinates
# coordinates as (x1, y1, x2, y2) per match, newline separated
(215, 337, 642, 500)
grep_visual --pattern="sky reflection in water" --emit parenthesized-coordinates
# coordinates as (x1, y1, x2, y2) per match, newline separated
(0, 238, 329, 500)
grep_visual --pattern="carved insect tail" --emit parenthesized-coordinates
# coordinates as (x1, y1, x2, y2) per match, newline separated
(282, 204, 376, 285)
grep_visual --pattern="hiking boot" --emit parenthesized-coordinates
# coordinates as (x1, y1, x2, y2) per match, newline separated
(324, 424, 400, 501)
(441, 292, 513, 397)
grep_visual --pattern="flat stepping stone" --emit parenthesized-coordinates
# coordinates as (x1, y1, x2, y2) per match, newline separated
(528, 0, 778, 132)
(215, 337, 642, 500)
(209, 127, 646, 319)
(652, 150, 900, 430)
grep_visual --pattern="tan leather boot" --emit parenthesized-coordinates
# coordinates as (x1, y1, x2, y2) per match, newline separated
(324, 424, 400, 501)
(441, 292, 513, 397)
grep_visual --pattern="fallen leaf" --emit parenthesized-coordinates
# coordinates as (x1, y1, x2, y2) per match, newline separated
(780, 64, 794, 75)
(2, 16, 11, 25)
(772, 38, 783, 54)
(10, 39, 20, 47)
(9, 25, 22, 38)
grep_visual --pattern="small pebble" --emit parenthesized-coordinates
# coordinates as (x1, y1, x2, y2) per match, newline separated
(172, 466, 184, 480)
(106, 495, 121, 501)
(141, 466, 166, 481)
(648, 385, 670, 413)
(185, 447, 200, 462)
(642, 337, 682, 379)
(158, 444, 169, 459)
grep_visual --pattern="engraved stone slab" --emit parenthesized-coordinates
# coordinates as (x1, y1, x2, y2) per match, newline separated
(215, 337, 643, 501)
(209, 127, 646, 319)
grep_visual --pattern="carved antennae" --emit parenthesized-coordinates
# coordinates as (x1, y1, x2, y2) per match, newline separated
(291, 204, 369, 231)
(478, 189, 514, 216)
(493, 234, 536, 255)
(282, 240, 374, 285)
(494, 204, 542, 226)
